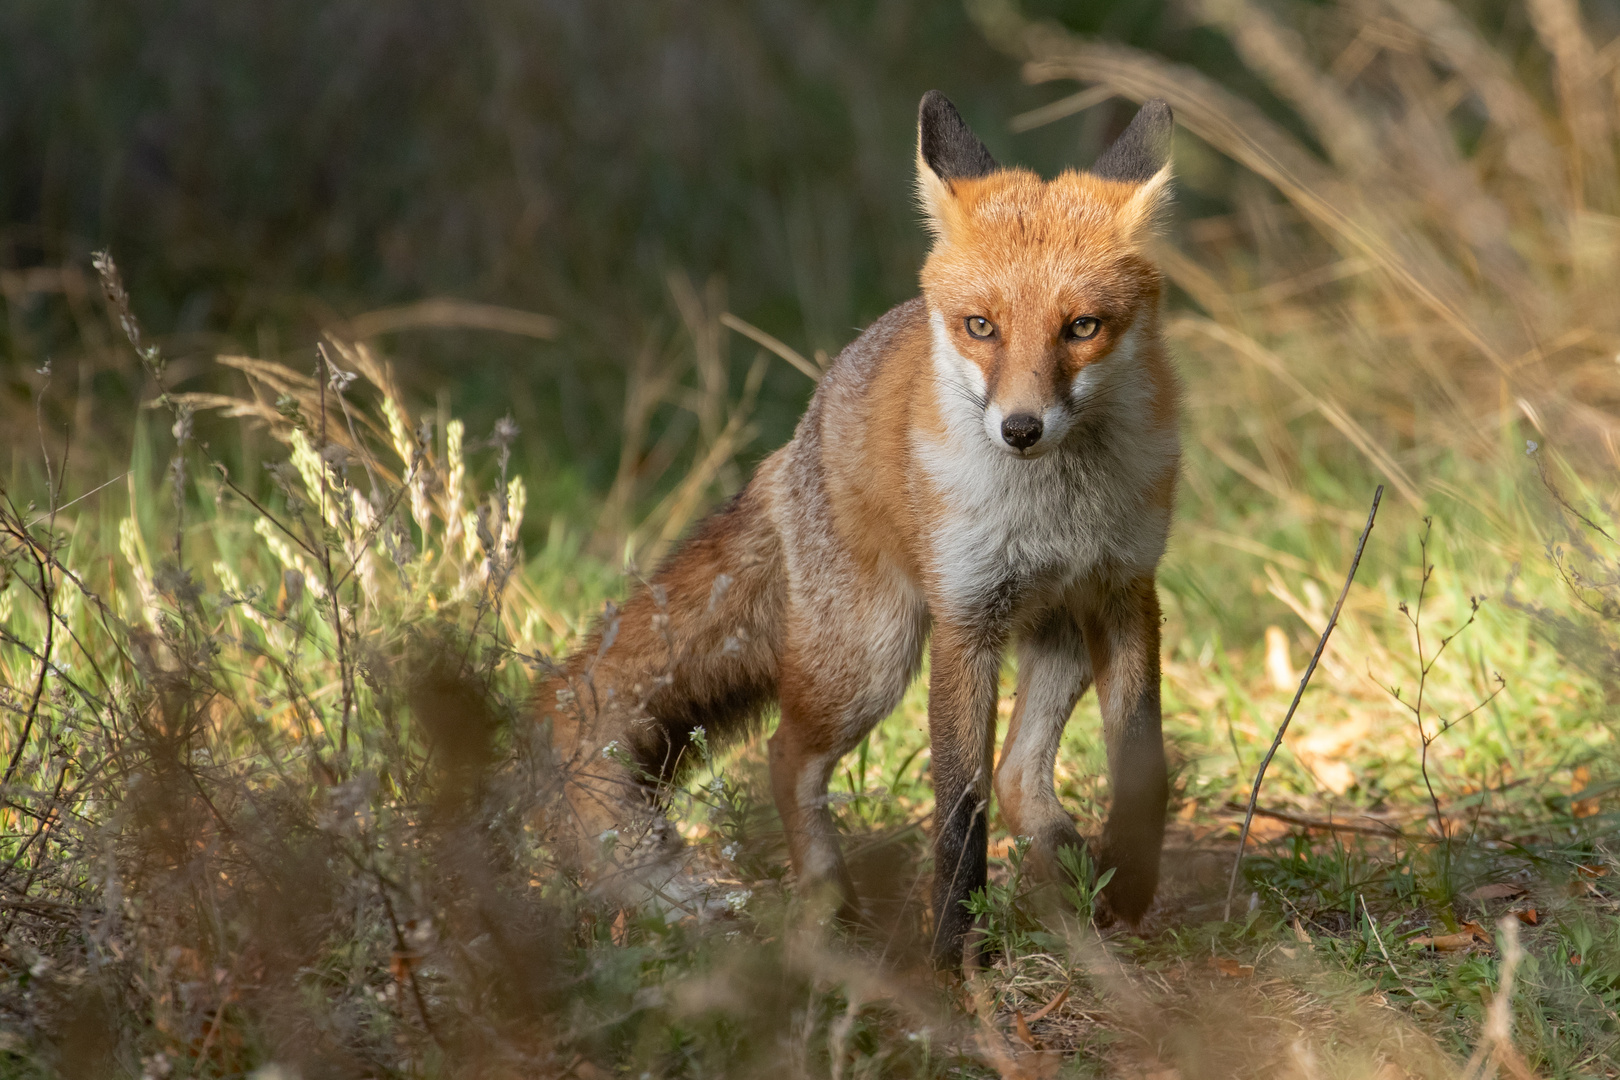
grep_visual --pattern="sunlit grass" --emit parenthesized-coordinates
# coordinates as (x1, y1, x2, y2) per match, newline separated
(6, 0, 1620, 1073)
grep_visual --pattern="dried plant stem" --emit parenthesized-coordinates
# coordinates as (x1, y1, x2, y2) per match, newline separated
(1379, 518, 1504, 843)
(314, 349, 356, 755)
(1225, 485, 1382, 920)
(1360, 893, 1425, 1007)
(3, 544, 55, 787)
(1460, 917, 1532, 1080)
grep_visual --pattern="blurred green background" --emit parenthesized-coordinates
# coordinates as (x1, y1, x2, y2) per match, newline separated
(0, 0, 1258, 509)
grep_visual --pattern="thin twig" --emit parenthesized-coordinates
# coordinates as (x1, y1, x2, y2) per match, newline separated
(22, 470, 129, 529)
(1379, 520, 1502, 842)
(1360, 893, 1426, 1008)
(375, 869, 443, 1047)
(1225, 485, 1382, 920)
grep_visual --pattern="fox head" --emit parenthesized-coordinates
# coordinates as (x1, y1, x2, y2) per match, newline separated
(916, 91, 1174, 458)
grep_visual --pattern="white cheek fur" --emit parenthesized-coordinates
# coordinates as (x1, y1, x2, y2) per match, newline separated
(981, 402, 1005, 449)
(930, 314, 987, 402)
(1071, 324, 1152, 412)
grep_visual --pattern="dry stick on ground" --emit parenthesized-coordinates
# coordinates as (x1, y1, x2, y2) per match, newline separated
(1224, 484, 1383, 921)
(1225, 802, 1405, 837)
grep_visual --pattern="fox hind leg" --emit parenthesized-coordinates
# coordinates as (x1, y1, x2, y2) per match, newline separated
(768, 592, 926, 922)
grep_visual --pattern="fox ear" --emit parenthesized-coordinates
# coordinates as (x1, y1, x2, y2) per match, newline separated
(1092, 99, 1173, 183)
(1094, 99, 1175, 236)
(916, 91, 998, 237)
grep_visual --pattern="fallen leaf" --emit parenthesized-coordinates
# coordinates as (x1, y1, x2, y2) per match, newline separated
(1245, 816, 1291, 842)
(1412, 922, 1491, 951)
(1293, 713, 1372, 796)
(1213, 957, 1255, 977)
(1265, 625, 1295, 691)
(1308, 759, 1357, 797)
(389, 950, 419, 983)
(1513, 907, 1539, 926)
(1025, 986, 1069, 1023)
(1572, 766, 1599, 818)
(1291, 918, 1313, 947)
(1576, 863, 1609, 879)
(1013, 1010, 1041, 1050)
(1468, 883, 1528, 902)
(1411, 933, 1471, 951)
(1571, 953, 1583, 967)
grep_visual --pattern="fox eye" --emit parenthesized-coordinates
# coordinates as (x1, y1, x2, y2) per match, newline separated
(964, 316, 996, 340)
(1066, 316, 1101, 341)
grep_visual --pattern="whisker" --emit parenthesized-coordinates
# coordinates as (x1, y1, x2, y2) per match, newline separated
(936, 376, 988, 413)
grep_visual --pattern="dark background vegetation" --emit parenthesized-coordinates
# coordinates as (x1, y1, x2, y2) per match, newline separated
(0, 0, 1248, 497)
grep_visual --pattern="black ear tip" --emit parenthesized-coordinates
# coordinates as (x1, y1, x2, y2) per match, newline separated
(917, 90, 999, 181)
(1128, 100, 1174, 150)
(1091, 98, 1176, 183)
(919, 90, 956, 123)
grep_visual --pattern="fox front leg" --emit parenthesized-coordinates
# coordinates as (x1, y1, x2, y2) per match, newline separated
(994, 607, 1092, 885)
(926, 620, 1003, 968)
(1082, 576, 1168, 924)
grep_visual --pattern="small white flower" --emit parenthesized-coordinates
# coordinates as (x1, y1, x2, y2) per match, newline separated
(1526, 440, 1539, 455)
(721, 843, 740, 861)
(708, 776, 725, 794)
(724, 888, 752, 912)
(601, 740, 621, 759)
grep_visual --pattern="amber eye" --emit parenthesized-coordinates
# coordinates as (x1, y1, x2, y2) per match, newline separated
(1066, 316, 1101, 341)
(965, 316, 996, 340)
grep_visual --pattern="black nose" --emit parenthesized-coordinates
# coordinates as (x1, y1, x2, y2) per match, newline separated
(1001, 413, 1043, 450)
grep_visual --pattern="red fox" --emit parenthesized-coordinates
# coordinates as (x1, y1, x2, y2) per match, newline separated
(543, 92, 1179, 965)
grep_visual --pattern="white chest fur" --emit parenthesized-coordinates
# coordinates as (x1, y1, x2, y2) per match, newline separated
(913, 312, 1177, 616)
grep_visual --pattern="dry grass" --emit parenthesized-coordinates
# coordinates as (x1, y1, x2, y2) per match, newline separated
(3, 0, 1620, 1076)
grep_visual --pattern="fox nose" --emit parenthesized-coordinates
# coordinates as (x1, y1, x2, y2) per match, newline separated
(1000, 413, 1043, 450)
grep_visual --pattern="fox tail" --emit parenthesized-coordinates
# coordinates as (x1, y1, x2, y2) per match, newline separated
(539, 483, 783, 862)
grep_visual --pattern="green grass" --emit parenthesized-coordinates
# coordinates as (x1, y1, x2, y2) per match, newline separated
(6, 0, 1620, 1074)
(4, 331, 1615, 1077)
